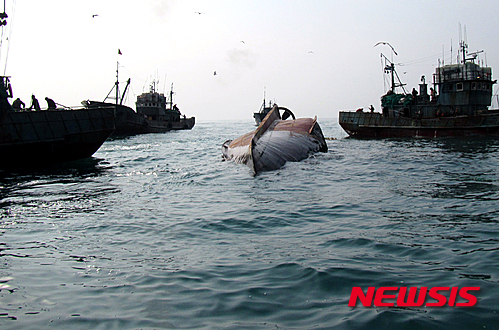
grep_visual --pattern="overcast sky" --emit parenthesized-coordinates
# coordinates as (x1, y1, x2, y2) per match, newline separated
(2, 0, 499, 121)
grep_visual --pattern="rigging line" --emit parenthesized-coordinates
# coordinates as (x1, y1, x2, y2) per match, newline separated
(492, 85, 499, 109)
(120, 65, 149, 85)
(381, 55, 387, 92)
(397, 50, 452, 66)
(0, 25, 4, 62)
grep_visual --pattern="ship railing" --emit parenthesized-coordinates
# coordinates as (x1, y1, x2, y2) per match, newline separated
(339, 110, 383, 126)
(435, 68, 492, 83)
(11, 105, 116, 112)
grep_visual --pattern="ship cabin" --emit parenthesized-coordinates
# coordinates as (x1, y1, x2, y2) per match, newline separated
(381, 54, 496, 119)
(435, 61, 494, 113)
(135, 82, 181, 122)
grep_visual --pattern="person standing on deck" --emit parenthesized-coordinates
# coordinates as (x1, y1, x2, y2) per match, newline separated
(430, 88, 437, 102)
(29, 94, 40, 111)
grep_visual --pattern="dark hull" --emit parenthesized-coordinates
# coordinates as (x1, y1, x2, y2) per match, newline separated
(339, 111, 499, 138)
(253, 112, 265, 125)
(114, 106, 195, 135)
(0, 108, 115, 169)
(87, 101, 195, 136)
(113, 117, 195, 135)
(253, 108, 271, 125)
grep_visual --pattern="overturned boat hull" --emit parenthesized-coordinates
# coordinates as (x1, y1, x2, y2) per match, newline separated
(222, 106, 328, 173)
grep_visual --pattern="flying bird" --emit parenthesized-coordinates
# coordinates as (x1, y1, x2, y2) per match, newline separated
(240, 41, 245, 44)
(92, 14, 99, 18)
(214, 71, 217, 76)
(195, 11, 204, 15)
(308, 51, 314, 54)
(374, 41, 398, 55)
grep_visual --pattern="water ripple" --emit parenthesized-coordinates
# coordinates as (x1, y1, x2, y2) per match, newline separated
(1, 121, 498, 329)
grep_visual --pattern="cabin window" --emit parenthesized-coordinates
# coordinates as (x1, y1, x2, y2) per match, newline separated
(456, 83, 464, 91)
(471, 82, 476, 90)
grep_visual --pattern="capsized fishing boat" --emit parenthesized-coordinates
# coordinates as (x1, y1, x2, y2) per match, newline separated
(84, 65, 195, 136)
(0, 8, 115, 170)
(223, 105, 328, 173)
(339, 38, 499, 138)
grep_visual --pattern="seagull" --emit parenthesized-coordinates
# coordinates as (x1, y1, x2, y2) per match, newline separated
(308, 51, 314, 54)
(195, 11, 204, 15)
(214, 71, 217, 76)
(240, 41, 245, 44)
(92, 14, 99, 18)
(374, 41, 397, 55)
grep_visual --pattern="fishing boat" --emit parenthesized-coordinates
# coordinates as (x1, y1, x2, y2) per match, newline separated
(339, 39, 499, 138)
(223, 104, 328, 173)
(253, 96, 274, 125)
(85, 65, 195, 136)
(0, 9, 115, 169)
(134, 80, 195, 133)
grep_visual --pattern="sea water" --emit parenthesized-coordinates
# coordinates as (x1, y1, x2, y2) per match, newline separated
(0, 119, 498, 329)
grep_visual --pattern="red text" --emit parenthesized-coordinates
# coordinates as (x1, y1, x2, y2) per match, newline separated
(348, 287, 479, 307)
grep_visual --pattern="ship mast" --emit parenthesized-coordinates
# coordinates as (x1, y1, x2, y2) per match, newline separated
(169, 83, 174, 110)
(115, 60, 119, 106)
(103, 59, 130, 106)
(389, 62, 395, 93)
(460, 37, 467, 65)
(375, 42, 406, 93)
(381, 54, 406, 94)
(263, 87, 266, 108)
(0, 1, 7, 28)
(0, 0, 9, 75)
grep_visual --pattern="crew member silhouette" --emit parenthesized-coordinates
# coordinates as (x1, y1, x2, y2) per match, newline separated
(30, 95, 40, 111)
(45, 97, 56, 109)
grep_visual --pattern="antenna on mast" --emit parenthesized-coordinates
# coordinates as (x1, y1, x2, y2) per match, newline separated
(458, 22, 462, 44)
(464, 25, 468, 46)
(169, 82, 174, 110)
(450, 38, 452, 65)
(442, 45, 445, 66)
(458, 23, 468, 64)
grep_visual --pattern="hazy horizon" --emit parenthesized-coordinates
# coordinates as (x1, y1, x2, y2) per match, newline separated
(2, 0, 499, 121)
